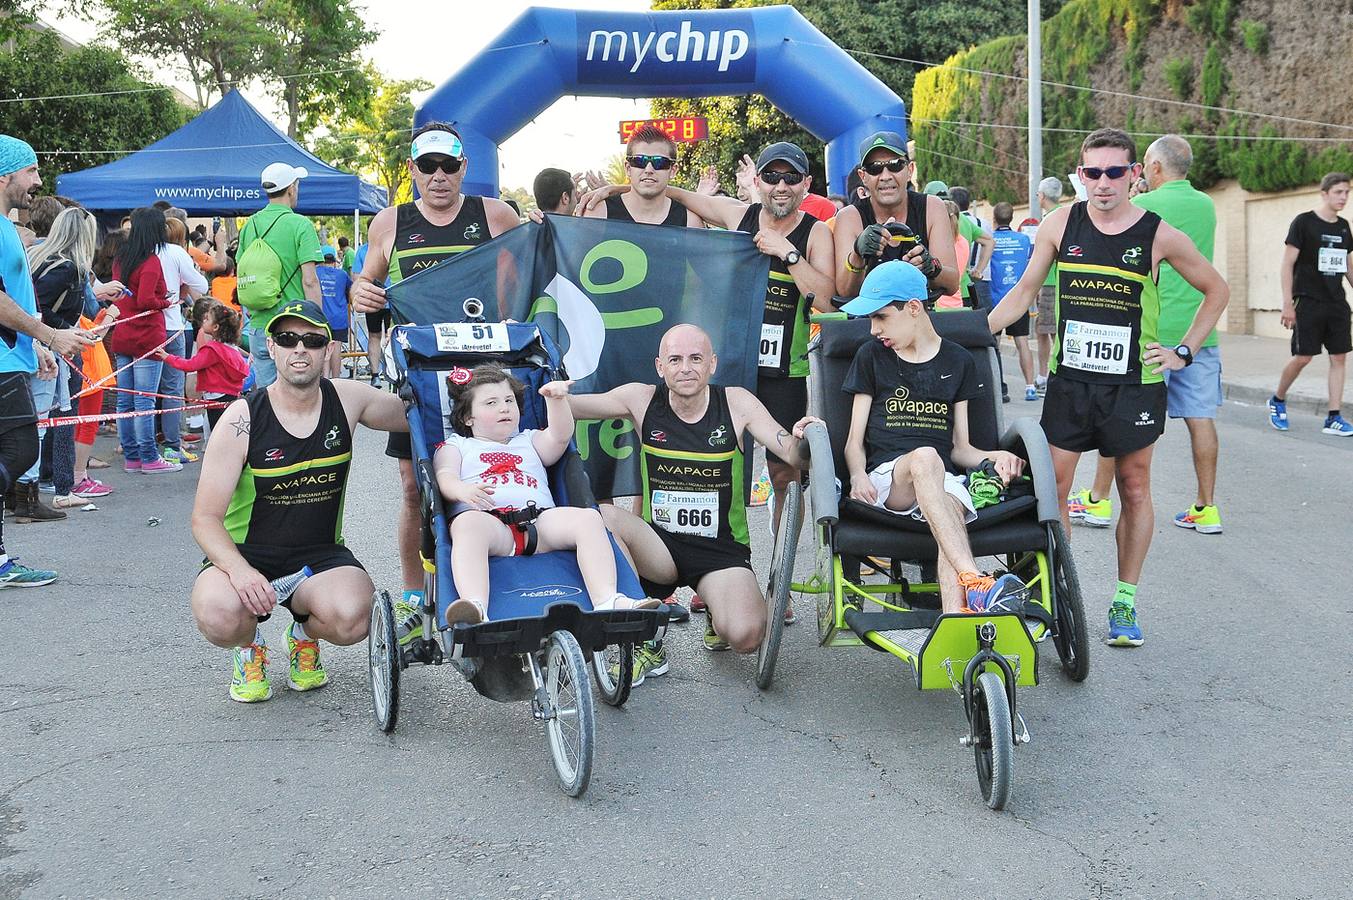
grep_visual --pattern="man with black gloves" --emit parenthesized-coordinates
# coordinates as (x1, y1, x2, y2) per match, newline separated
(833, 131, 958, 300)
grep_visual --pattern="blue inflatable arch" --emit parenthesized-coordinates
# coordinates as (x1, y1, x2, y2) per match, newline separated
(416, 5, 906, 198)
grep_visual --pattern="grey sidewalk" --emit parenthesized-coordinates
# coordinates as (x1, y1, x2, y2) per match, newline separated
(1000, 330, 1352, 418)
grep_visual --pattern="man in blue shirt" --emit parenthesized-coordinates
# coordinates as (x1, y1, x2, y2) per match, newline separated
(315, 246, 352, 376)
(988, 201, 1037, 400)
(0, 135, 95, 586)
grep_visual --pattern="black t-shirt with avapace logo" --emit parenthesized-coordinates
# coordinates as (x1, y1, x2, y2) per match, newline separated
(842, 337, 980, 473)
(1286, 210, 1352, 304)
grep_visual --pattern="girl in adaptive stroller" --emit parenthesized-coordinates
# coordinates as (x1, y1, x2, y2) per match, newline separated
(433, 364, 659, 626)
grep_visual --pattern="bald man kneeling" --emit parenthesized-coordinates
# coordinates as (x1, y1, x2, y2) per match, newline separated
(569, 325, 821, 678)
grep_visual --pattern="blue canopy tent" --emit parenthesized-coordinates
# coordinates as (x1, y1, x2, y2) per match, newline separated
(56, 90, 387, 216)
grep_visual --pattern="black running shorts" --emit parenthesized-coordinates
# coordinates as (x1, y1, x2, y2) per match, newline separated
(1003, 310, 1031, 338)
(365, 309, 392, 333)
(0, 372, 37, 436)
(756, 374, 808, 466)
(202, 541, 365, 583)
(1041, 375, 1166, 457)
(638, 525, 752, 599)
(1291, 296, 1352, 357)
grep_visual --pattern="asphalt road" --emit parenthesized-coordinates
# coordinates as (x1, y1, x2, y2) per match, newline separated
(3, 397, 1351, 899)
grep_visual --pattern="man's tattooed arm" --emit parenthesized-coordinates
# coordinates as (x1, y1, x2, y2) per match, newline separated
(230, 415, 251, 437)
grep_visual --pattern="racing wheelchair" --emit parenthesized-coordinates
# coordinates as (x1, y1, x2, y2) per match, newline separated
(760, 308, 1089, 810)
(365, 312, 668, 798)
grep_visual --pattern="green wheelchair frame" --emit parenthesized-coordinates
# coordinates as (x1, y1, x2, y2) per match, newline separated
(756, 315, 1090, 811)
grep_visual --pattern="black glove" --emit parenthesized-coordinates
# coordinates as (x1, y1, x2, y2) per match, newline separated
(911, 245, 943, 280)
(854, 223, 890, 259)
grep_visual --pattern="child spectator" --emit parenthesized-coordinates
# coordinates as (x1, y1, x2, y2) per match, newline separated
(157, 302, 249, 432)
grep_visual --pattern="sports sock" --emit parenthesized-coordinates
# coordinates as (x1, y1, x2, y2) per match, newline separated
(0, 553, 9, 569)
(1328, 410, 1340, 420)
(1114, 580, 1137, 609)
(1272, 394, 1286, 403)
(291, 620, 309, 641)
(253, 626, 264, 647)
(1035, 375, 1047, 386)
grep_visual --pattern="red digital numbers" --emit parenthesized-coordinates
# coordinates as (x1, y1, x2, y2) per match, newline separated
(618, 117, 709, 144)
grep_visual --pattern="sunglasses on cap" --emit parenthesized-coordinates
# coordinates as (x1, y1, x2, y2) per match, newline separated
(271, 331, 330, 349)
(1079, 164, 1136, 181)
(759, 170, 805, 186)
(415, 156, 463, 175)
(627, 154, 675, 171)
(861, 157, 910, 176)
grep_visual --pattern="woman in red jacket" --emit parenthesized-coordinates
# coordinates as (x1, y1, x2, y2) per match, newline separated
(109, 207, 177, 474)
(156, 301, 248, 433)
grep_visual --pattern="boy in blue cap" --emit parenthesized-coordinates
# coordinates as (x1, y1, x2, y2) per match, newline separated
(840, 262, 1027, 614)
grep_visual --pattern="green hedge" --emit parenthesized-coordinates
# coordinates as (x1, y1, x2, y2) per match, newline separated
(910, 0, 1352, 200)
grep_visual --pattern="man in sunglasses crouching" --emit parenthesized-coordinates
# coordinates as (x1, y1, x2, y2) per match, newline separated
(351, 122, 522, 632)
(190, 301, 410, 703)
(834, 131, 960, 301)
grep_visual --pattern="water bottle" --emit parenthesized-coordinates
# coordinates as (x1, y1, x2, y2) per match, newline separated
(270, 566, 313, 604)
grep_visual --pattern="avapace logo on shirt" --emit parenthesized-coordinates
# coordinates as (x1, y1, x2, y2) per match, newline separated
(1121, 246, 1144, 267)
(885, 386, 950, 418)
(708, 424, 729, 447)
(464, 222, 481, 240)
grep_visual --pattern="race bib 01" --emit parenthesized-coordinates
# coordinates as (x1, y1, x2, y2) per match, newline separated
(433, 322, 510, 353)
(1318, 246, 1348, 275)
(650, 489, 720, 538)
(759, 323, 784, 369)
(1061, 319, 1131, 375)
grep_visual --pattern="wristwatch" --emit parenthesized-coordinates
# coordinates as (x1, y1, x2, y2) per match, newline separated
(784, 250, 802, 266)
(1173, 344, 1194, 366)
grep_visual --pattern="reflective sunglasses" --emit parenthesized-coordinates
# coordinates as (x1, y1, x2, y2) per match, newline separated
(759, 170, 805, 186)
(415, 155, 464, 175)
(861, 157, 909, 176)
(1079, 164, 1135, 181)
(626, 154, 675, 171)
(271, 330, 330, 349)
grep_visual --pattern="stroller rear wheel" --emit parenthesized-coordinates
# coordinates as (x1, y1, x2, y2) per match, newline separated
(591, 642, 634, 707)
(367, 589, 400, 733)
(543, 630, 595, 797)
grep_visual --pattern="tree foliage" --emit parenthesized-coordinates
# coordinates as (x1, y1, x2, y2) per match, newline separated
(311, 69, 431, 206)
(91, 0, 376, 137)
(0, 28, 189, 178)
(649, 0, 1064, 192)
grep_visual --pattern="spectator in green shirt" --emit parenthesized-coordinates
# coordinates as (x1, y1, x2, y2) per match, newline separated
(338, 236, 355, 275)
(238, 163, 324, 387)
(1130, 134, 1223, 533)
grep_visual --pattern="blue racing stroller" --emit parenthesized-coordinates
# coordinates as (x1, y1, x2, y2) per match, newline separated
(366, 313, 668, 797)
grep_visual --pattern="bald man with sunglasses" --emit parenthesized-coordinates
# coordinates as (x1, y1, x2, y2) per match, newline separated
(351, 122, 522, 626)
(834, 131, 959, 300)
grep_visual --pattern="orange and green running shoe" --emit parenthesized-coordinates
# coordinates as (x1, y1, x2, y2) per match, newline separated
(286, 622, 328, 692)
(229, 641, 272, 703)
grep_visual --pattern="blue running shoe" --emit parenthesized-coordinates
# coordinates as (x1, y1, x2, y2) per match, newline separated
(1268, 396, 1289, 431)
(1024, 385, 1038, 401)
(1107, 602, 1143, 647)
(1322, 415, 1353, 436)
(961, 572, 1027, 614)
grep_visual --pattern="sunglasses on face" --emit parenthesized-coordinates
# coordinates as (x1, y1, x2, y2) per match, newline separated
(271, 331, 330, 349)
(862, 157, 909, 176)
(1079, 164, 1135, 181)
(415, 156, 463, 175)
(759, 170, 805, 186)
(627, 154, 675, 171)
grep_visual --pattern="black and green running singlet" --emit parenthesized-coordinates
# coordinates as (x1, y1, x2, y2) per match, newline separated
(639, 385, 749, 548)
(224, 379, 352, 547)
(736, 204, 816, 379)
(388, 196, 491, 284)
(1051, 201, 1163, 385)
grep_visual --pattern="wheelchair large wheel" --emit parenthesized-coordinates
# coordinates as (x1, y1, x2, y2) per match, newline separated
(544, 630, 595, 797)
(757, 480, 802, 690)
(591, 643, 634, 708)
(1049, 522, 1090, 682)
(367, 589, 400, 733)
(972, 670, 1013, 810)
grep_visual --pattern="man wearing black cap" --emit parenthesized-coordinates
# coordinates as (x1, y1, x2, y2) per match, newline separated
(351, 122, 522, 622)
(833, 131, 958, 301)
(190, 300, 409, 703)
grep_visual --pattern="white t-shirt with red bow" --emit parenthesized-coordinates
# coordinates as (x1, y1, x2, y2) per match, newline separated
(444, 430, 555, 516)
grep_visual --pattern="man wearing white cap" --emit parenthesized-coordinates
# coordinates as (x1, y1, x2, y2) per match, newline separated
(236, 162, 324, 388)
(350, 122, 521, 625)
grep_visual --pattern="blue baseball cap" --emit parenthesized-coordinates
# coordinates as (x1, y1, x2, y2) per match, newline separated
(321, 245, 337, 260)
(840, 261, 929, 316)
